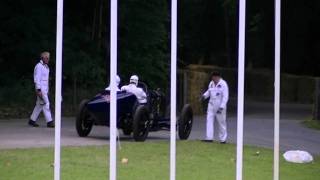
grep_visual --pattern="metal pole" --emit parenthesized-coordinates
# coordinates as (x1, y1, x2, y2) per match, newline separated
(236, 0, 246, 180)
(170, 0, 177, 180)
(109, 0, 118, 180)
(274, 0, 281, 179)
(54, 0, 64, 179)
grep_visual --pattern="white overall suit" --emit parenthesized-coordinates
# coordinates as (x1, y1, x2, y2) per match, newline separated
(105, 75, 121, 91)
(203, 79, 229, 142)
(121, 84, 147, 104)
(30, 60, 53, 122)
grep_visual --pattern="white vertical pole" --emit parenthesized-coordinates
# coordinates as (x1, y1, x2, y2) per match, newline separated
(109, 0, 118, 180)
(236, 0, 246, 180)
(54, 0, 64, 179)
(170, 0, 177, 180)
(274, 0, 281, 179)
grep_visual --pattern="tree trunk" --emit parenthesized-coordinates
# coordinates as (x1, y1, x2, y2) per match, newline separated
(73, 75, 77, 113)
(224, 6, 232, 67)
(313, 78, 320, 120)
(91, 0, 99, 40)
(97, 0, 103, 49)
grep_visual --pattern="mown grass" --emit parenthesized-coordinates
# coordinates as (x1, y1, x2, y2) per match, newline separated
(0, 141, 319, 180)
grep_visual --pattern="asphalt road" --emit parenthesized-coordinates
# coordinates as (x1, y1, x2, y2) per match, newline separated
(0, 101, 319, 155)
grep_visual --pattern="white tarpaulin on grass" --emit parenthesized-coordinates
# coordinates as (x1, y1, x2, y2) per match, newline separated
(283, 150, 314, 164)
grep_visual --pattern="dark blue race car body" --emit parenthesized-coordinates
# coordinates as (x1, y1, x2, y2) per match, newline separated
(86, 91, 137, 127)
(76, 83, 193, 141)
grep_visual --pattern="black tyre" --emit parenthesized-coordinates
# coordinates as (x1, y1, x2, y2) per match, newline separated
(122, 128, 132, 136)
(133, 105, 150, 141)
(178, 104, 193, 140)
(76, 99, 94, 137)
(122, 118, 132, 136)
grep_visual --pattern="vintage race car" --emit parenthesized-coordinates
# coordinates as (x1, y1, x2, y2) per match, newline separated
(75, 82, 193, 141)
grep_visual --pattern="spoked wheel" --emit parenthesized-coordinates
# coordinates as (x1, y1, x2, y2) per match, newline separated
(76, 99, 94, 137)
(133, 105, 150, 141)
(178, 104, 193, 140)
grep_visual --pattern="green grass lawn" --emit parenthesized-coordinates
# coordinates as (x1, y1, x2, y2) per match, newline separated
(0, 141, 319, 180)
(303, 119, 320, 130)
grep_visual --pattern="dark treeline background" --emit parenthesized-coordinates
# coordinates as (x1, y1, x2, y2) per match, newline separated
(0, 0, 319, 112)
(179, 0, 320, 74)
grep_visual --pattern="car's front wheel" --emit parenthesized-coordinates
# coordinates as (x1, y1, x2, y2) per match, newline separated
(122, 118, 132, 136)
(76, 99, 94, 137)
(133, 105, 150, 141)
(178, 104, 193, 140)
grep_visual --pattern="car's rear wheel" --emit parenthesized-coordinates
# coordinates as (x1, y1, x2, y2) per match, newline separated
(178, 104, 193, 140)
(133, 105, 150, 141)
(76, 99, 94, 137)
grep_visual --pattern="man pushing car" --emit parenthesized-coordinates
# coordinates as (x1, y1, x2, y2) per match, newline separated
(121, 75, 147, 104)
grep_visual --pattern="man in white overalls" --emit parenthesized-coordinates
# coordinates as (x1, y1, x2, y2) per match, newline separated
(105, 75, 121, 91)
(201, 71, 229, 143)
(28, 52, 54, 128)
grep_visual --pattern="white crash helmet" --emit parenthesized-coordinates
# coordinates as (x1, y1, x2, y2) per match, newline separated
(130, 75, 139, 85)
(116, 75, 121, 86)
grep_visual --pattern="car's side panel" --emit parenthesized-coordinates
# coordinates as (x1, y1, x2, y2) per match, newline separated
(86, 91, 137, 126)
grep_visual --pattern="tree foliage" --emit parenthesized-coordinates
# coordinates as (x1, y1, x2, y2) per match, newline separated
(0, 0, 320, 108)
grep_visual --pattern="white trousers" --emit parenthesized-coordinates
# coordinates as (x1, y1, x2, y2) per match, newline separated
(205, 104, 227, 142)
(30, 93, 53, 122)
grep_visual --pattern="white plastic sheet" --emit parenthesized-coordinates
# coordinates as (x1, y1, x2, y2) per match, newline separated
(283, 150, 313, 164)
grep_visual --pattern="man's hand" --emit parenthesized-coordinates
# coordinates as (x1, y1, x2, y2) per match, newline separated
(217, 108, 223, 114)
(36, 90, 46, 105)
(36, 90, 42, 98)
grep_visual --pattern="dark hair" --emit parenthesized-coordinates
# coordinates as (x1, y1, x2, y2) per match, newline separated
(211, 70, 221, 77)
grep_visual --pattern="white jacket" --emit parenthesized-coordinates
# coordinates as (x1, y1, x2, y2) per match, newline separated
(34, 60, 50, 94)
(203, 79, 229, 109)
(121, 84, 147, 103)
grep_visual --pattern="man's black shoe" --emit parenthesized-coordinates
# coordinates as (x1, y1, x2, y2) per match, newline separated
(220, 141, 227, 144)
(47, 121, 55, 128)
(201, 139, 213, 143)
(28, 120, 39, 127)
